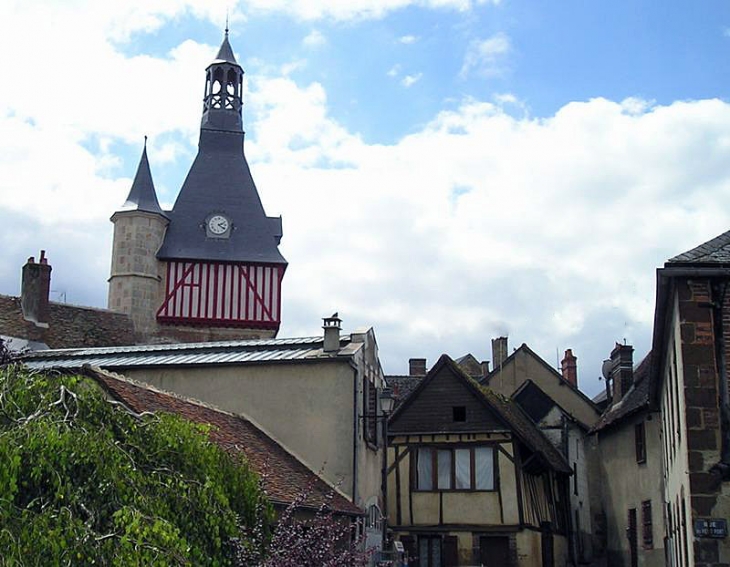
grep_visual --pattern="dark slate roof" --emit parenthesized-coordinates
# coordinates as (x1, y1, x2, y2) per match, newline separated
(512, 379, 590, 431)
(591, 353, 651, 433)
(389, 355, 571, 475)
(0, 294, 136, 349)
(213, 32, 239, 66)
(118, 144, 167, 217)
(157, 31, 285, 266)
(385, 374, 421, 408)
(84, 367, 361, 516)
(22, 334, 362, 371)
(668, 229, 730, 265)
(156, 131, 286, 265)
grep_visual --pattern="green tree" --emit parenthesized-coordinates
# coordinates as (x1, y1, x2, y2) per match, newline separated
(0, 361, 271, 566)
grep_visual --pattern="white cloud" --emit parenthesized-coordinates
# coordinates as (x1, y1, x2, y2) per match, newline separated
(242, 0, 500, 21)
(399, 35, 418, 44)
(387, 64, 402, 77)
(1, 3, 729, 399)
(303, 30, 327, 47)
(401, 73, 423, 87)
(460, 32, 511, 78)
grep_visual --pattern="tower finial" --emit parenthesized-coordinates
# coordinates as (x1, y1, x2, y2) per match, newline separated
(225, 11, 229, 36)
(144, 134, 148, 148)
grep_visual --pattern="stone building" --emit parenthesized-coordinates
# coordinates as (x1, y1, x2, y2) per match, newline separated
(650, 230, 730, 567)
(590, 345, 665, 567)
(108, 30, 287, 344)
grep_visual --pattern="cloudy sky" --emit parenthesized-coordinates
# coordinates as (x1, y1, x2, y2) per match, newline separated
(2, 1, 730, 397)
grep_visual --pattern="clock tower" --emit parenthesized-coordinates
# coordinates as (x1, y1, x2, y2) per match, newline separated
(108, 30, 287, 342)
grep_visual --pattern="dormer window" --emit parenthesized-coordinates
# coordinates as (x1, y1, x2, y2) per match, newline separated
(452, 406, 466, 422)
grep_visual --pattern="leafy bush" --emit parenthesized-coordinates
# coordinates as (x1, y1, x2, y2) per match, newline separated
(0, 364, 270, 566)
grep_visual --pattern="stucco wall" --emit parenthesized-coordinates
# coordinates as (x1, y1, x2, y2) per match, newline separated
(123, 361, 359, 497)
(596, 412, 664, 567)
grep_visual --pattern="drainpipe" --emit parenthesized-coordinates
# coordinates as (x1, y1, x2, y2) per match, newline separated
(350, 360, 360, 506)
(709, 282, 730, 480)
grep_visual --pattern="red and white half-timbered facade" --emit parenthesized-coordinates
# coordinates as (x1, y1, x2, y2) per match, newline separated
(157, 260, 284, 329)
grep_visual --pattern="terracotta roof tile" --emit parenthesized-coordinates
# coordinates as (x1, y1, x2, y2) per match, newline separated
(0, 295, 136, 349)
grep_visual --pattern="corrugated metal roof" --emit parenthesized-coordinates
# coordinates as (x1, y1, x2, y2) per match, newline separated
(22, 335, 356, 371)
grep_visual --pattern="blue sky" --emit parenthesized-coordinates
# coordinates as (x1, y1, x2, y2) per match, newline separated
(2, 1, 730, 397)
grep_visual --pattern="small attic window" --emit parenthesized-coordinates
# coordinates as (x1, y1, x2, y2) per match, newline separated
(452, 406, 466, 422)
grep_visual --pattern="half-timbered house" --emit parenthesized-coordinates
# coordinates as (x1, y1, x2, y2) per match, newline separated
(386, 355, 572, 567)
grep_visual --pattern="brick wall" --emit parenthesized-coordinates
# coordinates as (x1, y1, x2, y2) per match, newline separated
(678, 279, 726, 567)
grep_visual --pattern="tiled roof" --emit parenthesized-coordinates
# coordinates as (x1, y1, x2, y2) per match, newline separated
(668, 229, 730, 264)
(591, 353, 651, 433)
(0, 295, 136, 349)
(385, 375, 421, 407)
(22, 334, 359, 370)
(84, 366, 362, 516)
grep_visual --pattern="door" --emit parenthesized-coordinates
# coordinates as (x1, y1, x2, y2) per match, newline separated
(541, 522, 554, 567)
(418, 536, 442, 567)
(479, 536, 510, 567)
(627, 508, 638, 567)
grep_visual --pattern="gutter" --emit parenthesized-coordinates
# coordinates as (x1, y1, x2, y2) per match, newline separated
(349, 358, 360, 506)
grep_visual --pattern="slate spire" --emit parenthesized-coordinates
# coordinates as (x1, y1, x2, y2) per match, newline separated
(214, 27, 238, 65)
(120, 139, 167, 217)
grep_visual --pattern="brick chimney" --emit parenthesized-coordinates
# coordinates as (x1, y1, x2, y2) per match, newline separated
(609, 343, 634, 402)
(492, 336, 508, 369)
(322, 313, 342, 352)
(21, 251, 52, 328)
(560, 349, 578, 388)
(409, 358, 427, 376)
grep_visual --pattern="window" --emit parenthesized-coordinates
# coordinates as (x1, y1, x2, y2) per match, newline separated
(415, 446, 495, 491)
(452, 406, 466, 422)
(635, 422, 646, 464)
(642, 500, 653, 549)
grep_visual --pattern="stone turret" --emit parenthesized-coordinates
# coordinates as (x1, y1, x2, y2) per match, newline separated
(108, 143, 168, 338)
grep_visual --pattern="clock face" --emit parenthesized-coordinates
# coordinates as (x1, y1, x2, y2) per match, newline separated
(208, 215, 230, 235)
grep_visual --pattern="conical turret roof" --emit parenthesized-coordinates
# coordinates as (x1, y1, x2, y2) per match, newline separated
(120, 143, 167, 217)
(212, 30, 239, 66)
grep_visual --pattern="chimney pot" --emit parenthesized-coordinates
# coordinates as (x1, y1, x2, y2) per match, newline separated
(560, 348, 578, 388)
(21, 251, 52, 328)
(409, 358, 427, 376)
(322, 313, 342, 353)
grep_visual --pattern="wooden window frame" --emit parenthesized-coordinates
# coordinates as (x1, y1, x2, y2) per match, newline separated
(413, 444, 497, 492)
